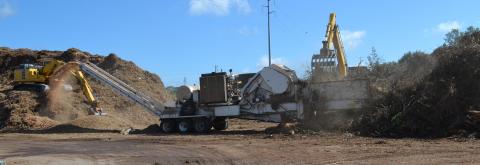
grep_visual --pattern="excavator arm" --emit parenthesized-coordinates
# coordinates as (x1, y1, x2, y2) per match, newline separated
(332, 24, 347, 77)
(71, 70, 105, 115)
(323, 13, 336, 49)
(315, 12, 348, 78)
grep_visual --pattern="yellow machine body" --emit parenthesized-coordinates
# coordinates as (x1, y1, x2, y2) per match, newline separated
(13, 67, 46, 84)
(13, 60, 65, 84)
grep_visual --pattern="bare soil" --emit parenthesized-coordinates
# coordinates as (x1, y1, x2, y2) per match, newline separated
(0, 119, 478, 165)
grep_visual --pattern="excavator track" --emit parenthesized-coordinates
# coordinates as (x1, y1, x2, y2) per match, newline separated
(13, 84, 49, 92)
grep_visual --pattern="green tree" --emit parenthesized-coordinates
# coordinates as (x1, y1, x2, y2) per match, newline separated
(367, 47, 380, 71)
(444, 26, 480, 46)
(444, 29, 461, 46)
(398, 51, 429, 64)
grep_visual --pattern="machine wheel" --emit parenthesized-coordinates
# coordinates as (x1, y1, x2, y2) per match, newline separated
(213, 118, 229, 131)
(160, 119, 177, 133)
(177, 119, 193, 133)
(194, 118, 212, 133)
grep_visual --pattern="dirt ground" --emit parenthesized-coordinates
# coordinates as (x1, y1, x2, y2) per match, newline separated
(0, 119, 479, 165)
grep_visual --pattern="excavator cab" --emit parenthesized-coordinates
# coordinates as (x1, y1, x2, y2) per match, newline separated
(13, 59, 65, 85)
(13, 63, 50, 92)
(14, 64, 44, 82)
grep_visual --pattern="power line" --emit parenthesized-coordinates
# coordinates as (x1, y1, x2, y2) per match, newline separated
(266, 0, 272, 66)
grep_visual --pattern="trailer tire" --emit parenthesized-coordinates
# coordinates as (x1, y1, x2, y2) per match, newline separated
(177, 119, 193, 133)
(194, 118, 212, 133)
(160, 119, 177, 133)
(213, 118, 228, 131)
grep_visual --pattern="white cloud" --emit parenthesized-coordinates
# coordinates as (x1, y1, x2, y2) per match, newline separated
(257, 55, 288, 68)
(0, 0, 13, 19)
(189, 0, 251, 16)
(436, 21, 461, 33)
(341, 30, 366, 50)
(233, 0, 251, 14)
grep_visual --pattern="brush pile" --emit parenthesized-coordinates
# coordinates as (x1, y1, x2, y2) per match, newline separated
(352, 31, 480, 137)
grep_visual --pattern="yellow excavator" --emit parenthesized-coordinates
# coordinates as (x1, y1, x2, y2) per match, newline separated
(311, 12, 348, 80)
(13, 59, 64, 91)
(13, 59, 105, 115)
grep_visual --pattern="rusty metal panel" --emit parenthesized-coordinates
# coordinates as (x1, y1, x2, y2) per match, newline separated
(199, 73, 227, 104)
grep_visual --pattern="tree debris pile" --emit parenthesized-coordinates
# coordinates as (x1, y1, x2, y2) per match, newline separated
(367, 51, 437, 96)
(0, 47, 173, 131)
(351, 31, 480, 137)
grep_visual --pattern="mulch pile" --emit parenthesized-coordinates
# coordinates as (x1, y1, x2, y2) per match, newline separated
(0, 47, 173, 131)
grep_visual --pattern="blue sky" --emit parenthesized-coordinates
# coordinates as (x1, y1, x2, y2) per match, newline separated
(0, 0, 478, 86)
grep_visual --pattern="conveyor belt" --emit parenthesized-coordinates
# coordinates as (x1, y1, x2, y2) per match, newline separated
(80, 62, 165, 116)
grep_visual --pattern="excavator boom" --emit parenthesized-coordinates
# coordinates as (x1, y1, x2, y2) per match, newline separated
(41, 59, 65, 77)
(72, 71, 96, 103)
(332, 25, 347, 77)
(71, 70, 105, 115)
(324, 13, 337, 48)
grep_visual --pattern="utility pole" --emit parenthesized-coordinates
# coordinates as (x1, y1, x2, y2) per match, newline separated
(266, 0, 272, 66)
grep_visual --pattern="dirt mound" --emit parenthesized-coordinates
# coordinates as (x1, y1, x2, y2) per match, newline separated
(97, 53, 171, 103)
(59, 48, 90, 62)
(0, 48, 173, 132)
(351, 31, 480, 138)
